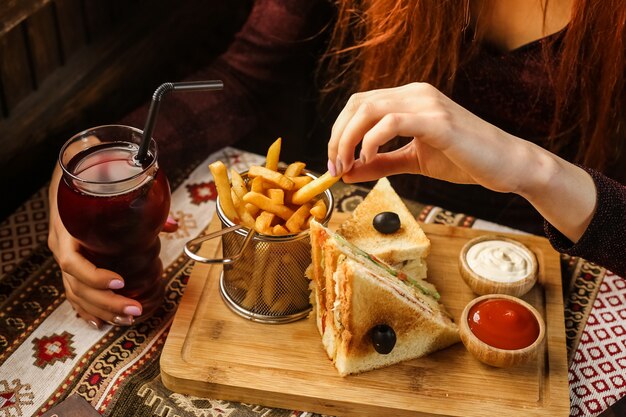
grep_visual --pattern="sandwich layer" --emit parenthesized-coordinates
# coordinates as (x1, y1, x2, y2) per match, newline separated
(337, 177, 430, 279)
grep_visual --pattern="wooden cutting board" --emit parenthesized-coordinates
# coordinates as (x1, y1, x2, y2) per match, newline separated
(161, 212, 569, 417)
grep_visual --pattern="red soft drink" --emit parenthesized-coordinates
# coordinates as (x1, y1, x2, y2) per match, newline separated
(57, 125, 171, 322)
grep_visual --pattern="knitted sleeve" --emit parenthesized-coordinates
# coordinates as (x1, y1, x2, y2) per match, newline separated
(544, 168, 626, 277)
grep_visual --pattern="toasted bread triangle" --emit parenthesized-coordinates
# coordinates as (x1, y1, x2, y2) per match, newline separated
(332, 261, 460, 376)
(336, 178, 430, 279)
(309, 220, 459, 376)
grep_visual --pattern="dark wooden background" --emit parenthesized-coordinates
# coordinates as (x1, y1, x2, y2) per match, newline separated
(0, 0, 251, 219)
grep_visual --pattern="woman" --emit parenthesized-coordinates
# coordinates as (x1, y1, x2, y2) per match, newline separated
(323, 0, 625, 272)
(48, 0, 625, 327)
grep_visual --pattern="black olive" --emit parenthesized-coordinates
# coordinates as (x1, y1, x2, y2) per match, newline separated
(371, 324, 396, 354)
(373, 211, 401, 234)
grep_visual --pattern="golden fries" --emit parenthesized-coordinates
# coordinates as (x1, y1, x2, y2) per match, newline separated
(209, 161, 239, 223)
(291, 171, 340, 205)
(284, 161, 305, 177)
(265, 137, 281, 171)
(290, 176, 313, 190)
(254, 211, 275, 234)
(272, 224, 289, 235)
(285, 203, 312, 234)
(310, 199, 327, 220)
(243, 191, 294, 221)
(250, 176, 265, 193)
(248, 165, 294, 190)
(267, 188, 284, 205)
(230, 169, 247, 200)
(209, 138, 339, 236)
(231, 190, 255, 229)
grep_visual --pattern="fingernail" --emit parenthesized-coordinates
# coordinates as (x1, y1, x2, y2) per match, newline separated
(162, 215, 179, 233)
(123, 305, 142, 317)
(113, 315, 134, 326)
(335, 157, 344, 176)
(327, 159, 336, 177)
(89, 320, 100, 330)
(109, 279, 124, 290)
(360, 151, 367, 164)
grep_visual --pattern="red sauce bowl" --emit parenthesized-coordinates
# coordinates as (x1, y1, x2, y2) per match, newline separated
(459, 294, 546, 368)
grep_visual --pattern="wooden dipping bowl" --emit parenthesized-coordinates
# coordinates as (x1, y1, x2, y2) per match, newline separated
(459, 235, 538, 297)
(459, 294, 546, 368)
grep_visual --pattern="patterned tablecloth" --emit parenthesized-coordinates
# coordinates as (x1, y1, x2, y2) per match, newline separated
(0, 147, 624, 417)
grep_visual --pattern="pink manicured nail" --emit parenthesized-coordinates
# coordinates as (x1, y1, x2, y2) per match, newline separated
(89, 320, 100, 330)
(113, 315, 134, 326)
(327, 159, 336, 177)
(360, 151, 367, 164)
(162, 215, 179, 233)
(109, 279, 124, 290)
(123, 306, 142, 317)
(335, 157, 344, 176)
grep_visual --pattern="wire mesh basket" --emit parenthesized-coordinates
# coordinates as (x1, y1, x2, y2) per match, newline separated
(184, 171, 334, 323)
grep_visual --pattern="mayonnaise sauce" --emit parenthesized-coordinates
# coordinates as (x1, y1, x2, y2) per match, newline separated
(466, 240, 533, 283)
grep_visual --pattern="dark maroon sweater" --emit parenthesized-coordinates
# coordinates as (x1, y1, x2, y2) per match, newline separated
(544, 168, 626, 277)
(122, 0, 626, 276)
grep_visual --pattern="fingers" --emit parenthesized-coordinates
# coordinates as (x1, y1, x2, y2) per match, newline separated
(57, 246, 125, 291)
(328, 87, 400, 175)
(56, 234, 141, 325)
(49, 194, 142, 327)
(71, 300, 103, 330)
(64, 273, 140, 326)
(328, 89, 377, 174)
(358, 113, 414, 165)
(342, 143, 418, 183)
(328, 83, 440, 176)
(342, 110, 446, 182)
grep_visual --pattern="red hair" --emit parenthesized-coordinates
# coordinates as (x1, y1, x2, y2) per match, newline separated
(322, 0, 625, 173)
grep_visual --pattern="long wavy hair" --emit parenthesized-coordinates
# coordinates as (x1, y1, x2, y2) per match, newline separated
(320, 0, 625, 174)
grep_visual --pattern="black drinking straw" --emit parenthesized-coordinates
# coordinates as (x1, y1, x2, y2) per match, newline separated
(135, 80, 224, 164)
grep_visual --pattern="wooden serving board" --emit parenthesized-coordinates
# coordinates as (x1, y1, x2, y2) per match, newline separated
(161, 212, 569, 417)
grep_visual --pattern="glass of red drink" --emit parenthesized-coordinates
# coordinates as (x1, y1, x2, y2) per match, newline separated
(57, 125, 171, 323)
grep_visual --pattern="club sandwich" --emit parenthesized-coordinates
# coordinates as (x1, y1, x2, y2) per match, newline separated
(308, 220, 459, 376)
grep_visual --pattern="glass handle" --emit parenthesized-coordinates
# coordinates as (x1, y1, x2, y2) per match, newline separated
(184, 225, 256, 264)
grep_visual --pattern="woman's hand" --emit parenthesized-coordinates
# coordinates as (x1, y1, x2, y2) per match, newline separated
(327, 82, 597, 242)
(327, 82, 533, 193)
(48, 165, 177, 328)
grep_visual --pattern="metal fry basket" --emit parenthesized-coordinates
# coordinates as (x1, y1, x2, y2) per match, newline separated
(184, 171, 334, 324)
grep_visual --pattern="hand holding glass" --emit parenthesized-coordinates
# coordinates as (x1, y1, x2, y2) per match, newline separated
(57, 125, 171, 323)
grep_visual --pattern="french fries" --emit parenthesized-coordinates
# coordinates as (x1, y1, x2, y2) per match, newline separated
(231, 190, 255, 229)
(210, 138, 339, 236)
(265, 137, 281, 171)
(243, 191, 294, 221)
(310, 199, 327, 220)
(209, 161, 239, 223)
(230, 169, 247, 200)
(291, 171, 341, 205)
(284, 161, 305, 177)
(285, 203, 312, 233)
(267, 188, 284, 205)
(290, 176, 313, 190)
(254, 211, 275, 234)
(211, 138, 340, 316)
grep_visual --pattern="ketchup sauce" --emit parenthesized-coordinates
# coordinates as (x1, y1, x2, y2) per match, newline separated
(468, 298, 539, 350)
